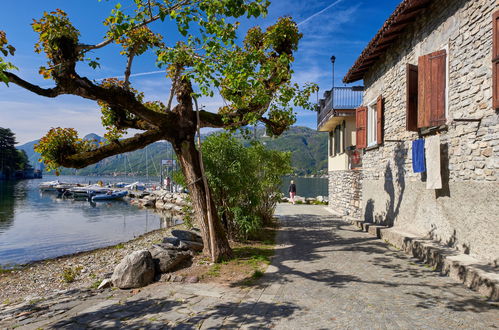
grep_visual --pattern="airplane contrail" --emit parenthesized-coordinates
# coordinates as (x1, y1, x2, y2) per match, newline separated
(297, 0, 345, 26)
(94, 70, 165, 81)
(57, 1, 345, 85)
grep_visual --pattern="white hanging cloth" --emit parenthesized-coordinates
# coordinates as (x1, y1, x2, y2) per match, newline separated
(424, 135, 442, 190)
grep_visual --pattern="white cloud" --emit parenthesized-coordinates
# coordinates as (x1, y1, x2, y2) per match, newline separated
(0, 98, 105, 145)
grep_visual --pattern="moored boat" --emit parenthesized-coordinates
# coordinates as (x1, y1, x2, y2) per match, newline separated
(91, 190, 128, 201)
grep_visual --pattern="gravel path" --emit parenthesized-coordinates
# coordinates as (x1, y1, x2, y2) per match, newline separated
(1, 204, 497, 329)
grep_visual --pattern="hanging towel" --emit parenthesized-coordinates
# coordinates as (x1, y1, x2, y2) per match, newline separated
(412, 139, 426, 173)
(425, 135, 442, 189)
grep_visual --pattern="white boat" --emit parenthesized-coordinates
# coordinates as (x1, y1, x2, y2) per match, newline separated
(39, 180, 61, 192)
(124, 182, 146, 191)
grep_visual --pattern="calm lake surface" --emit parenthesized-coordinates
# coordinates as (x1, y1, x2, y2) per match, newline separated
(0, 175, 327, 266)
(280, 176, 328, 198)
(0, 175, 175, 267)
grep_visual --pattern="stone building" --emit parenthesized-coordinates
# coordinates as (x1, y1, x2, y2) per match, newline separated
(343, 0, 498, 264)
(317, 80, 363, 217)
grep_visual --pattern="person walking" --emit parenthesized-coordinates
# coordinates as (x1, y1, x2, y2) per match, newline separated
(288, 180, 297, 204)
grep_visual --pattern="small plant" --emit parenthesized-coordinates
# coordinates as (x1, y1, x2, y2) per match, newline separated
(114, 243, 125, 249)
(90, 280, 102, 289)
(60, 266, 82, 283)
(181, 204, 194, 229)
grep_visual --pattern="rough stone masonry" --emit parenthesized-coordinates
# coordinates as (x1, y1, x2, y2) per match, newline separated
(359, 0, 498, 263)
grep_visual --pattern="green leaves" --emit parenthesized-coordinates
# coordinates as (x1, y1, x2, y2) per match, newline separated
(31, 9, 81, 79)
(202, 132, 292, 239)
(0, 31, 18, 85)
(34, 127, 95, 173)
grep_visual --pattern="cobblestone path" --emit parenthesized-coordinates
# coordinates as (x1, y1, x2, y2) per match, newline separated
(259, 204, 498, 329)
(1, 204, 497, 329)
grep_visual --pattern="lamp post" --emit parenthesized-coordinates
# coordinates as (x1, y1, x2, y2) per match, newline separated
(330, 55, 336, 110)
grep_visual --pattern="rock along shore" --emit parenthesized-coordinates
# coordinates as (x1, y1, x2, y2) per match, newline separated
(0, 226, 179, 305)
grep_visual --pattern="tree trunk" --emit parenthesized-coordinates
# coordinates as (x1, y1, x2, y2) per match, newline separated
(174, 136, 233, 261)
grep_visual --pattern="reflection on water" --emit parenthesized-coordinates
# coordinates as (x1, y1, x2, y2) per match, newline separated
(0, 175, 181, 266)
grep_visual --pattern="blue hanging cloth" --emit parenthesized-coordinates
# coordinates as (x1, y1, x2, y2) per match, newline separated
(412, 139, 426, 173)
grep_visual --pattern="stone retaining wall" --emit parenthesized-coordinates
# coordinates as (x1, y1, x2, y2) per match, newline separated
(328, 170, 362, 217)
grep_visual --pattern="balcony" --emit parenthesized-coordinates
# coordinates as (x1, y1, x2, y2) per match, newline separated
(317, 86, 363, 131)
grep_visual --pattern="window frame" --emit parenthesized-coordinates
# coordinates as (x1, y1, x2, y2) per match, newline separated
(366, 98, 378, 147)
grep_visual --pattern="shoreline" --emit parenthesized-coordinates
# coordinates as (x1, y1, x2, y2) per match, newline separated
(0, 224, 184, 304)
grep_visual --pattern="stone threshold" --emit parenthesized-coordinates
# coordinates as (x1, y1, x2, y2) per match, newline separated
(324, 208, 499, 301)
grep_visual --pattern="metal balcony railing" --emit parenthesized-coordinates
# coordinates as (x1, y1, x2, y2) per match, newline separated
(317, 86, 363, 128)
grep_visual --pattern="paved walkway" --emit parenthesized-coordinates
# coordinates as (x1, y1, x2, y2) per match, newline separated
(2, 204, 498, 329)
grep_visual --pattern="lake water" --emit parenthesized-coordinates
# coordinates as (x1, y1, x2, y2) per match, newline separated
(0, 175, 327, 266)
(279, 176, 328, 198)
(0, 175, 177, 267)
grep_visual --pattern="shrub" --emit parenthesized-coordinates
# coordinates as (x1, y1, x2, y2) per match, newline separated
(201, 132, 292, 240)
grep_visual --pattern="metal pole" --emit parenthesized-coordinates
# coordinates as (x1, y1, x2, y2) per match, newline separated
(193, 97, 216, 263)
(330, 55, 336, 110)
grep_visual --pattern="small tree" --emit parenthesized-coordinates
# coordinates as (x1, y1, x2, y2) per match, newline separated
(0, 127, 19, 177)
(0, 2, 317, 261)
(202, 132, 291, 239)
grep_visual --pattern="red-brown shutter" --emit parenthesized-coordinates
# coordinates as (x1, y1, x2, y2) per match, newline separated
(356, 106, 367, 149)
(406, 64, 418, 131)
(493, 10, 499, 110)
(418, 49, 446, 128)
(418, 54, 430, 128)
(429, 50, 446, 126)
(376, 95, 384, 144)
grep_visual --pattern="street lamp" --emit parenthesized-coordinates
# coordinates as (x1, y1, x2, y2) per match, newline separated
(330, 55, 336, 109)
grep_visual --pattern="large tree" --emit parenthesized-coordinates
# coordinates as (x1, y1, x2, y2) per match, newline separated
(0, 0, 316, 261)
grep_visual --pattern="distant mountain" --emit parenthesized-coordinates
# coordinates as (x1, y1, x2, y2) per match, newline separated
(16, 126, 328, 176)
(240, 126, 328, 175)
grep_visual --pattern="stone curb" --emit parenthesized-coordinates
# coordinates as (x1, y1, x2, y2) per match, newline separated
(339, 213, 499, 301)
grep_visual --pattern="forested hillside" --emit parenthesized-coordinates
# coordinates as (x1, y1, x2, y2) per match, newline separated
(17, 127, 328, 176)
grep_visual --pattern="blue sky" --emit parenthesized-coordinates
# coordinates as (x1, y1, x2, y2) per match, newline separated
(0, 0, 400, 144)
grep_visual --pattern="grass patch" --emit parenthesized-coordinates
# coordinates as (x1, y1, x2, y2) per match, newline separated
(113, 243, 125, 249)
(0, 264, 23, 274)
(90, 280, 102, 289)
(194, 221, 277, 286)
(60, 266, 82, 283)
(205, 264, 221, 278)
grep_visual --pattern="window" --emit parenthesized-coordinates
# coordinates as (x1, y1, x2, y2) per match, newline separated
(367, 101, 377, 147)
(329, 122, 346, 156)
(406, 49, 447, 131)
(328, 131, 333, 156)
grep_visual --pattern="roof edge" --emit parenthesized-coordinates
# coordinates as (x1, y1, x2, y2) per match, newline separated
(343, 0, 433, 84)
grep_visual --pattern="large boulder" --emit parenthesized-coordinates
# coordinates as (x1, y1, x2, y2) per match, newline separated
(111, 250, 155, 289)
(171, 229, 203, 243)
(149, 244, 192, 273)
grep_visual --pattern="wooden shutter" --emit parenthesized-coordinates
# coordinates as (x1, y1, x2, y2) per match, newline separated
(418, 49, 446, 128)
(406, 64, 418, 131)
(493, 10, 499, 110)
(376, 95, 384, 144)
(356, 106, 367, 149)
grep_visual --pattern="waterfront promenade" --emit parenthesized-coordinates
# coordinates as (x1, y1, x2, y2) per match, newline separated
(1, 204, 497, 329)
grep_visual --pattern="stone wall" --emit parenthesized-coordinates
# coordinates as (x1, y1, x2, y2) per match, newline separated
(328, 170, 362, 218)
(359, 0, 498, 263)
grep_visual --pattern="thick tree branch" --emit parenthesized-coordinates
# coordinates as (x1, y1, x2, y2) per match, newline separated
(59, 129, 164, 169)
(3, 72, 63, 97)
